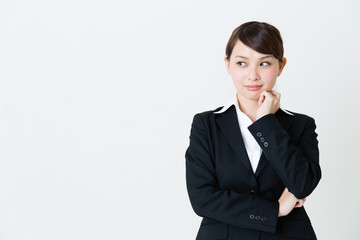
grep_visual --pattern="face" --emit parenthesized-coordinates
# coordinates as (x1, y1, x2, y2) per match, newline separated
(225, 40, 286, 101)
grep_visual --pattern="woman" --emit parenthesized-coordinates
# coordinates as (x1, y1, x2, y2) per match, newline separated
(185, 21, 321, 240)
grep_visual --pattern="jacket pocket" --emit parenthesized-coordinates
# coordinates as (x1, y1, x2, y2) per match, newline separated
(196, 222, 229, 240)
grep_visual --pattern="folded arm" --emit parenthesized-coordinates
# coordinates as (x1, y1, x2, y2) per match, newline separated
(248, 114, 321, 199)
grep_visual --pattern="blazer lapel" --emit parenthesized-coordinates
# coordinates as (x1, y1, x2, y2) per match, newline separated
(255, 153, 267, 177)
(255, 109, 294, 177)
(216, 106, 253, 173)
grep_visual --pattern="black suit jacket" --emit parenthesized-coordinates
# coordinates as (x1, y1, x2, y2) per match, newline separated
(185, 106, 321, 240)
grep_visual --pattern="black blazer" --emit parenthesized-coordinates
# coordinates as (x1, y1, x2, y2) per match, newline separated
(185, 105, 321, 240)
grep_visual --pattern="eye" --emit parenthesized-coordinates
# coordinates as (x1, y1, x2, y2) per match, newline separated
(237, 61, 247, 67)
(260, 62, 271, 66)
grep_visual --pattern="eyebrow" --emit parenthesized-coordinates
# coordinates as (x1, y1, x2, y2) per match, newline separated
(234, 55, 274, 60)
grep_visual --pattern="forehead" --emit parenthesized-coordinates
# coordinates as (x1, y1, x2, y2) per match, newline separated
(232, 40, 273, 60)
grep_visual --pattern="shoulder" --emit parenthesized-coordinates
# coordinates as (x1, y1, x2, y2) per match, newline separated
(194, 106, 223, 118)
(281, 109, 317, 131)
(284, 109, 315, 122)
(191, 106, 224, 128)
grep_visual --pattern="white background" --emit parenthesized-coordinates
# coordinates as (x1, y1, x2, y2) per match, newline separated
(0, 0, 359, 239)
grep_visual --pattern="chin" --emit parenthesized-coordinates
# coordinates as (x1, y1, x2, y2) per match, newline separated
(246, 93, 261, 101)
(237, 90, 261, 102)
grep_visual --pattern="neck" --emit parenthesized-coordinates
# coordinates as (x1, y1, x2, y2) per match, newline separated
(236, 94, 258, 122)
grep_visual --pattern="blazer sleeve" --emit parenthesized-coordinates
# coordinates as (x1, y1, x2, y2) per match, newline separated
(248, 114, 321, 199)
(185, 113, 279, 233)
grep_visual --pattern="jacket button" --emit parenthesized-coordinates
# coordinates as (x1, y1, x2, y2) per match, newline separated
(261, 217, 267, 222)
(260, 137, 265, 142)
(257, 132, 262, 137)
(264, 142, 269, 147)
(249, 214, 255, 220)
(255, 215, 261, 220)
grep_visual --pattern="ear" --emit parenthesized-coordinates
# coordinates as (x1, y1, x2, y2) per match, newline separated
(277, 57, 287, 76)
(224, 56, 231, 74)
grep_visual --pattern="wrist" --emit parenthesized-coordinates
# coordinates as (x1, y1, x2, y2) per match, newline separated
(256, 112, 273, 121)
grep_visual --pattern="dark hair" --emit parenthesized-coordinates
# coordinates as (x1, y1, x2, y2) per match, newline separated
(225, 21, 284, 63)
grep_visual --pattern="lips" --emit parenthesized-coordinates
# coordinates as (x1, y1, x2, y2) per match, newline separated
(245, 85, 262, 91)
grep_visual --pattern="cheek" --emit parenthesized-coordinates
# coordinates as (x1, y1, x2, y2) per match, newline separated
(262, 68, 279, 82)
(230, 69, 246, 82)
(231, 73, 247, 88)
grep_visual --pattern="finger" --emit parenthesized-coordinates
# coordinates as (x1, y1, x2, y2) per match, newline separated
(260, 91, 273, 104)
(258, 93, 265, 106)
(263, 90, 272, 97)
(263, 91, 278, 101)
(270, 90, 281, 99)
(295, 199, 305, 208)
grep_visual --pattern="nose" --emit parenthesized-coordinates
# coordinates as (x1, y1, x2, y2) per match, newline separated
(248, 66, 260, 81)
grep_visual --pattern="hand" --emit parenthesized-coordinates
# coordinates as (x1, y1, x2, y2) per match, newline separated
(278, 188, 306, 217)
(255, 90, 281, 120)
